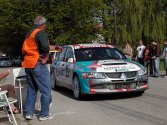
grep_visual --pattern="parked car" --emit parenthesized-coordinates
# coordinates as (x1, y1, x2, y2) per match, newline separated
(13, 56, 22, 66)
(50, 44, 149, 99)
(0, 57, 13, 67)
(0, 51, 6, 57)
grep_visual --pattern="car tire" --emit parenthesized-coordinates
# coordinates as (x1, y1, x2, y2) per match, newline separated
(73, 76, 82, 100)
(135, 91, 145, 96)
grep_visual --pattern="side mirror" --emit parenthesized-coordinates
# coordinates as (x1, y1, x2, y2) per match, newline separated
(68, 58, 73, 63)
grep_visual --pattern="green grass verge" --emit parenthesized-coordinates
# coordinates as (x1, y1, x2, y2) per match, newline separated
(160, 59, 165, 72)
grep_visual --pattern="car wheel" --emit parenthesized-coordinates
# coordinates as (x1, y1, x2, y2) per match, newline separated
(50, 71, 56, 90)
(73, 76, 82, 100)
(135, 91, 145, 96)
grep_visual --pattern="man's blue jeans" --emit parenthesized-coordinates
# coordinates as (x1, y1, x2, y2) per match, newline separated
(153, 57, 160, 76)
(25, 62, 51, 117)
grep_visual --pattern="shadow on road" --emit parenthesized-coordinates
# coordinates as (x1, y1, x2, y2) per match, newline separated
(0, 117, 11, 125)
(54, 87, 143, 101)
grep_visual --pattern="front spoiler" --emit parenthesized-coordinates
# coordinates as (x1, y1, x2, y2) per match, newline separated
(92, 85, 148, 94)
(82, 84, 148, 94)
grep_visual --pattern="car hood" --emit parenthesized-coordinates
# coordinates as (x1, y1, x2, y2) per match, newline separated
(76, 59, 142, 72)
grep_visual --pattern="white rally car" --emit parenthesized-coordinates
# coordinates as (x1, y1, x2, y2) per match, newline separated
(50, 44, 149, 99)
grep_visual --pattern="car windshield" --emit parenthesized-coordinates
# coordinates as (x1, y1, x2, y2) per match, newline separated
(75, 47, 126, 61)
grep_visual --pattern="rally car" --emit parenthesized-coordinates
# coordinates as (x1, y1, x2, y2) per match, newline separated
(50, 44, 149, 99)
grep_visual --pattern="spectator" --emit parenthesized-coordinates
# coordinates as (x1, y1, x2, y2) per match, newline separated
(148, 42, 154, 76)
(136, 40, 146, 66)
(162, 39, 167, 77)
(22, 16, 53, 120)
(123, 41, 133, 59)
(152, 41, 161, 77)
(143, 43, 150, 74)
(0, 70, 19, 114)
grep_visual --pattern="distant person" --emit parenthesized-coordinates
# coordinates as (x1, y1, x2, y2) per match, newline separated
(123, 41, 133, 59)
(152, 41, 161, 77)
(0, 70, 19, 113)
(143, 43, 150, 74)
(136, 40, 146, 65)
(22, 16, 53, 120)
(148, 41, 155, 76)
(162, 39, 167, 77)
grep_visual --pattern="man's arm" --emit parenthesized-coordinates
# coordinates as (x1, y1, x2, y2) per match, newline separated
(36, 31, 50, 64)
(37, 31, 50, 54)
(0, 70, 10, 81)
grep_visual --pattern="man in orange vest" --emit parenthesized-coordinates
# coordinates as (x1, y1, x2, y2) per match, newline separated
(22, 16, 53, 121)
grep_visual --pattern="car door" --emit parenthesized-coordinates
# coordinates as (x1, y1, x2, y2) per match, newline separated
(63, 47, 75, 88)
(55, 47, 67, 86)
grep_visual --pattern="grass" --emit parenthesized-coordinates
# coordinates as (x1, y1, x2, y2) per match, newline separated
(160, 59, 165, 72)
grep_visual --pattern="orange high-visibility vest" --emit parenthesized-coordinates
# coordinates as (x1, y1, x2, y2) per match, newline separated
(22, 28, 41, 68)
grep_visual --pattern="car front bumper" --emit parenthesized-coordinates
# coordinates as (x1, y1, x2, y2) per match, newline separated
(91, 85, 148, 93)
(82, 75, 149, 94)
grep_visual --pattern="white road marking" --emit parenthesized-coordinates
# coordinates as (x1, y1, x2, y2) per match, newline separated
(52, 111, 77, 116)
(33, 111, 77, 116)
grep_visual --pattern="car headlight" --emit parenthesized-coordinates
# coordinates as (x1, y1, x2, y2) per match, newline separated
(82, 72, 106, 79)
(138, 69, 146, 76)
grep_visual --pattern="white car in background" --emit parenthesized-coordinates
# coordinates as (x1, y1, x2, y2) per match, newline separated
(0, 57, 13, 67)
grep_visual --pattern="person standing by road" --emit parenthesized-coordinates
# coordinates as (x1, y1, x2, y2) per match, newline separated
(136, 40, 146, 66)
(123, 41, 133, 59)
(143, 43, 150, 74)
(22, 16, 53, 121)
(148, 42, 154, 76)
(152, 41, 161, 77)
(162, 39, 167, 77)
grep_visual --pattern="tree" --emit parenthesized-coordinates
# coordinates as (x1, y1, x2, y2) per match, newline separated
(104, 0, 166, 47)
(143, 0, 166, 42)
(0, 0, 107, 56)
(0, 0, 166, 56)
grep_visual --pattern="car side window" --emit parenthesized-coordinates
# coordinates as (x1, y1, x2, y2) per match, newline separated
(55, 52, 60, 61)
(59, 47, 67, 61)
(65, 47, 73, 62)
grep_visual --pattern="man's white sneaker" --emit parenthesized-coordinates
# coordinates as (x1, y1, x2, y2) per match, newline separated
(25, 115, 34, 120)
(39, 114, 53, 121)
(50, 102, 52, 107)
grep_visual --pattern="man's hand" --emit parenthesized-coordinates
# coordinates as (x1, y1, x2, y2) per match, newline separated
(39, 54, 49, 64)
(40, 57, 48, 64)
(152, 56, 156, 59)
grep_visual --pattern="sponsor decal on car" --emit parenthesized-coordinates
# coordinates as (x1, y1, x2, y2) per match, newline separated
(73, 44, 113, 49)
(88, 61, 102, 69)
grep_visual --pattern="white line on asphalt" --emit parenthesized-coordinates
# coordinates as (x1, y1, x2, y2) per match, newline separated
(33, 111, 77, 116)
(52, 111, 77, 116)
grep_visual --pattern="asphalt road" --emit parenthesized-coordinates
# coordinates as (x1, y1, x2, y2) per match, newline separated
(0, 68, 167, 125)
